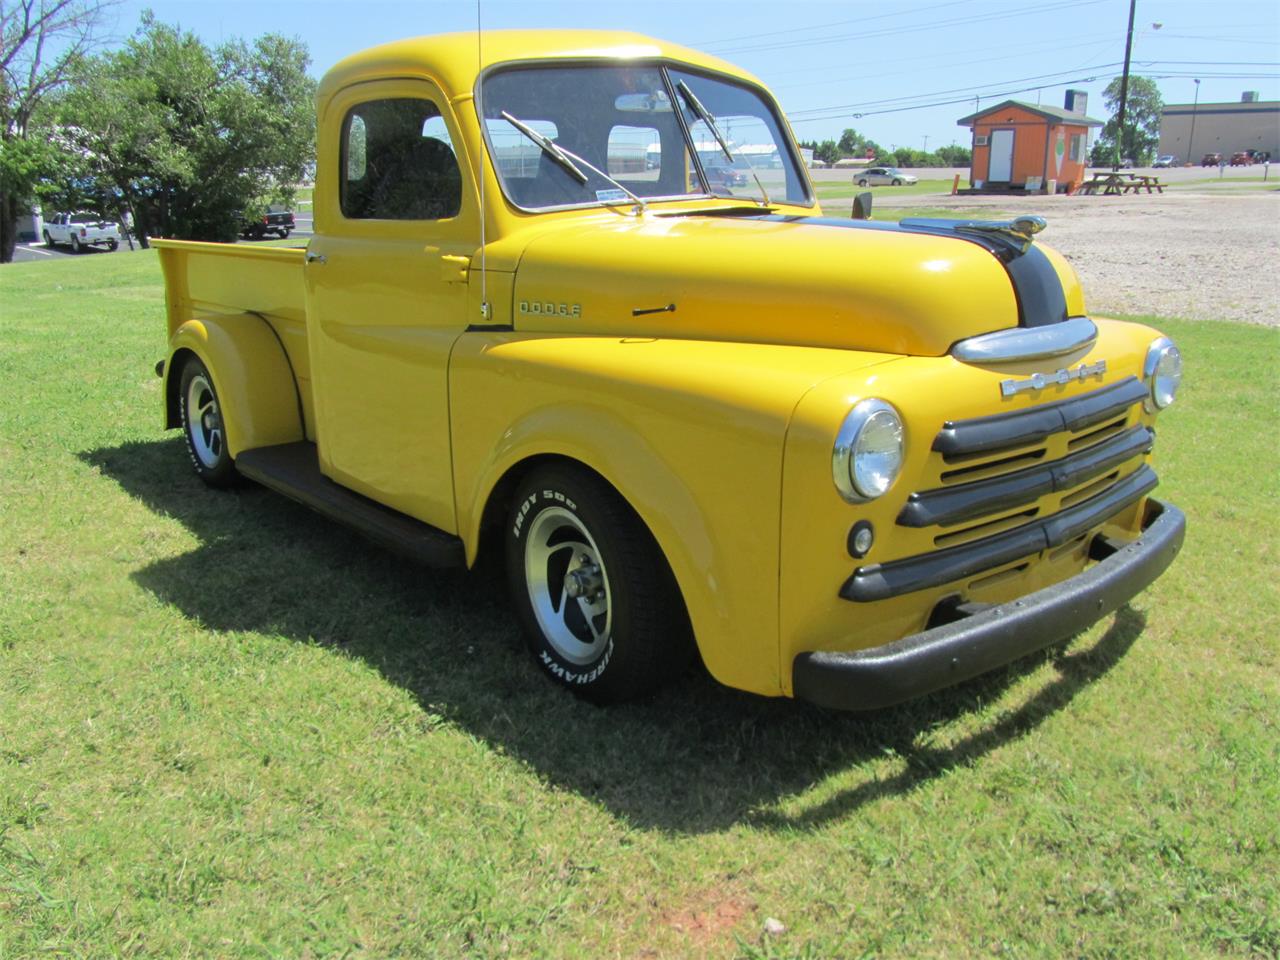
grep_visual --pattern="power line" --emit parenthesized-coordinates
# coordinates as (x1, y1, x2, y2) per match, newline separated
(708, 0, 1107, 56)
(787, 71, 1280, 125)
(769, 36, 1120, 92)
(787, 64, 1124, 116)
(689, 0, 978, 50)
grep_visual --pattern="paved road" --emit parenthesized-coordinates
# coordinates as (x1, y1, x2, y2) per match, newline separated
(10, 215, 314, 264)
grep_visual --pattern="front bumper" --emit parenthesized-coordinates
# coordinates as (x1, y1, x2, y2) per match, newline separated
(792, 498, 1185, 710)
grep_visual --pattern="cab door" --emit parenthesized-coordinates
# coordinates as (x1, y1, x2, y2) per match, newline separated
(305, 79, 478, 533)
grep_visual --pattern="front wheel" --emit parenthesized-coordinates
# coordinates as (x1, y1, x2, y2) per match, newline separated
(108, 240, 118, 251)
(506, 464, 692, 704)
(178, 357, 238, 487)
(892, 178, 903, 186)
(43, 230, 53, 248)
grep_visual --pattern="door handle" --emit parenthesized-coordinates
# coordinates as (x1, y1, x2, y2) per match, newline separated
(305, 251, 327, 265)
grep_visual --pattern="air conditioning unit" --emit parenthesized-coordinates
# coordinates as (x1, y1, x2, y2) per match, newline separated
(975, 135, 989, 146)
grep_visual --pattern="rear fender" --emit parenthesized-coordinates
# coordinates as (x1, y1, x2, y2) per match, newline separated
(164, 313, 303, 457)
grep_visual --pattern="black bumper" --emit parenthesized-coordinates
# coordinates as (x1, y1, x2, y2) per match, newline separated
(792, 498, 1185, 711)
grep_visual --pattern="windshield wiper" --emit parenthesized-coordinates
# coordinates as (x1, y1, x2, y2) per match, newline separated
(674, 81, 771, 206)
(499, 111, 648, 215)
(500, 111, 587, 184)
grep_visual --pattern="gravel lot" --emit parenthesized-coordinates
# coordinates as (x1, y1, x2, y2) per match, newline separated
(895, 190, 1278, 327)
(814, 167, 1280, 327)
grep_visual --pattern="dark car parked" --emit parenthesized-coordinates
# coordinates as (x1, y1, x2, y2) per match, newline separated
(1201, 152, 1224, 167)
(239, 208, 295, 240)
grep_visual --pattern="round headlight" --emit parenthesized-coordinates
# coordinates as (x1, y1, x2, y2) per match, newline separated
(833, 399, 905, 502)
(1143, 337, 1182, 411)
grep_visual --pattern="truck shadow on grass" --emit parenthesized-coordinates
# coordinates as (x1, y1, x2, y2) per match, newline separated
(84, 438, 1148, 835)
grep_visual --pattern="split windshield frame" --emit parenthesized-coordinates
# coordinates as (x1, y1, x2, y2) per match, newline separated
(473, 57, 814, 214)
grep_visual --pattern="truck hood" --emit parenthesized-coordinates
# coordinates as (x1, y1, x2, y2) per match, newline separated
(509, 211, 1085, 357)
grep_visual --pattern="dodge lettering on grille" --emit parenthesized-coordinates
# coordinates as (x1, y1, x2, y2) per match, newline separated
(1000, 360, 1107, 398)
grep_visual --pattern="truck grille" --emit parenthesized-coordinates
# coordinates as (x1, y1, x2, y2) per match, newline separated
(841, 377, 1157, 603)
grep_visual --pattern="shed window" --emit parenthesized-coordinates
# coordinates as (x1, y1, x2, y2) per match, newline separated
(341, 98, 462, 221)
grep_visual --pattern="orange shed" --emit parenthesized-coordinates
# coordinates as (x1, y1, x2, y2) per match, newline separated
(957, 99, 1103, 193)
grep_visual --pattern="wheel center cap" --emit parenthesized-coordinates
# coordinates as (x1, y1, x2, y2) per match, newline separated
(565, 562, 602, 599)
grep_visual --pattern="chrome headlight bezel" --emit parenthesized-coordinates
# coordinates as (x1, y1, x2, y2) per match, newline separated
(1143, 337, 1182, 411)
(832, 399, 905, 503)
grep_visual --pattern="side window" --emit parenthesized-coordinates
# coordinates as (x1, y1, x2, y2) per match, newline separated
(341, 98, 462, 221)
(1069, 134, 1085, 163)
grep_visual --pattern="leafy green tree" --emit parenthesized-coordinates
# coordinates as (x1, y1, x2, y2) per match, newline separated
(56, 15, 315, 245)
(1, 0, 115, 262)
(935, 143, 972, 167)
(1090, 75, 1163, 167)
(837, 127, 882, 159)
(814, 139, 839, 165)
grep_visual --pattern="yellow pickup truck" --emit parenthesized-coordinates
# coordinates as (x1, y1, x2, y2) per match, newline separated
(154, 30, 1185, 709)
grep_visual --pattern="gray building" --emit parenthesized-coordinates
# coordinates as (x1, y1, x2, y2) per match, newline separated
(1158, 96, 1279, 162)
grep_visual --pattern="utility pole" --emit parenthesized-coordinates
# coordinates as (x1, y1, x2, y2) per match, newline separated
(922, 134, 929, 153)
(1188, 78, 1201, 162)
(1114, 0, 1138, 170)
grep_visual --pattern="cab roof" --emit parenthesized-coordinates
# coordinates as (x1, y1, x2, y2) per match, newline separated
(317, 29, 762, 107)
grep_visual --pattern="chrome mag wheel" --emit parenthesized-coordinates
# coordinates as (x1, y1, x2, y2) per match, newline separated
(523, 505, 613, 665)
(185, 371, 225, 469)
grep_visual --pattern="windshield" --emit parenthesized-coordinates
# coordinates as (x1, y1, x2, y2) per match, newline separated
(479, 62, 811, 211)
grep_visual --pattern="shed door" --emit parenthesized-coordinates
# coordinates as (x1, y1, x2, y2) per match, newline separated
(989, 129, 1014, 182)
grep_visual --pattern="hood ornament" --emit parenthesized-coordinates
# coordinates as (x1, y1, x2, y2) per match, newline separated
(964, 215, 1047, 251)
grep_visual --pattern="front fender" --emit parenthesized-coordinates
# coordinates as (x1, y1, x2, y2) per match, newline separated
(165, 313, 303, 458)
(450, 332, 893, 697)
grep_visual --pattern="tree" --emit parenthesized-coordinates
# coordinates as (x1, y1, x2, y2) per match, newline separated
(1, 0, 115, 262)
(935, 143, 972, 167)
(814, 139, 839, 165)
(55, 15, 315, 245)
(1090, 75, 1163, 167)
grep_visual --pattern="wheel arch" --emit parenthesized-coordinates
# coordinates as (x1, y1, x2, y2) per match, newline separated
(163, 314, 304, 457)
(467, 445, 708, 666)
(473, 452, 692, 615)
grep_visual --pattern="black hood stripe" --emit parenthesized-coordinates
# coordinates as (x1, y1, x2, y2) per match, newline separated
(741, 214, 1069, 330)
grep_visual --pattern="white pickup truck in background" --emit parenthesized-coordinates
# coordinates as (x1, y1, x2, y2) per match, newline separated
(43, 212, 122, 252)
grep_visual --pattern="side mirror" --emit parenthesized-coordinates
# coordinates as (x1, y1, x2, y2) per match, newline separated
(852, 191, 873, 220)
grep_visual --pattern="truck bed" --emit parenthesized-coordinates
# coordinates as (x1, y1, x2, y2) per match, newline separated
(154, 239, 312, 433)
(153, 239, 307, 339)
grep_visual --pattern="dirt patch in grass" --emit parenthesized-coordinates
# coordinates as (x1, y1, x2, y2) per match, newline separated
(653, 883, 756, 954)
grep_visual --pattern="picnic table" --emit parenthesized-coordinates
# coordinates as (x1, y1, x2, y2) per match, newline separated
(1077, 171, 1164, 196)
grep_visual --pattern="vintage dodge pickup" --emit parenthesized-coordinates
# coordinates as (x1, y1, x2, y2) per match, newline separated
(154, 31, 1185, 708)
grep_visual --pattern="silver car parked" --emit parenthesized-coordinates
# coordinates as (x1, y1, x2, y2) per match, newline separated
(853, 166, 919, 187)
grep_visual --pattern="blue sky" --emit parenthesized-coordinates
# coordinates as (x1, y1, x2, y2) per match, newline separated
(112, 0, 1279, 151)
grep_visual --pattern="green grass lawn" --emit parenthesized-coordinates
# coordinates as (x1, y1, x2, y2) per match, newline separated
(1, 250, 1277, 958)
(813, 177, 958, 201)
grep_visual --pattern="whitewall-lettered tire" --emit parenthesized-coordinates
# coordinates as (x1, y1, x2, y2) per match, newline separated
(178, 357, 238, 488)
(506, 464, 692, 704)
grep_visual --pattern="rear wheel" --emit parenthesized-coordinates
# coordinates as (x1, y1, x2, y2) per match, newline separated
(506, 464, 691, 703)
(857, 178, 869, 187)
(70, 234, 81, 253)
(179, 357, 237, 487)
(892, 178, 903, 186)
(108, 240, 118, 251)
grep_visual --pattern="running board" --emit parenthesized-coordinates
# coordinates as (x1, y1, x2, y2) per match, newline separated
(235, 442, 466, 568)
